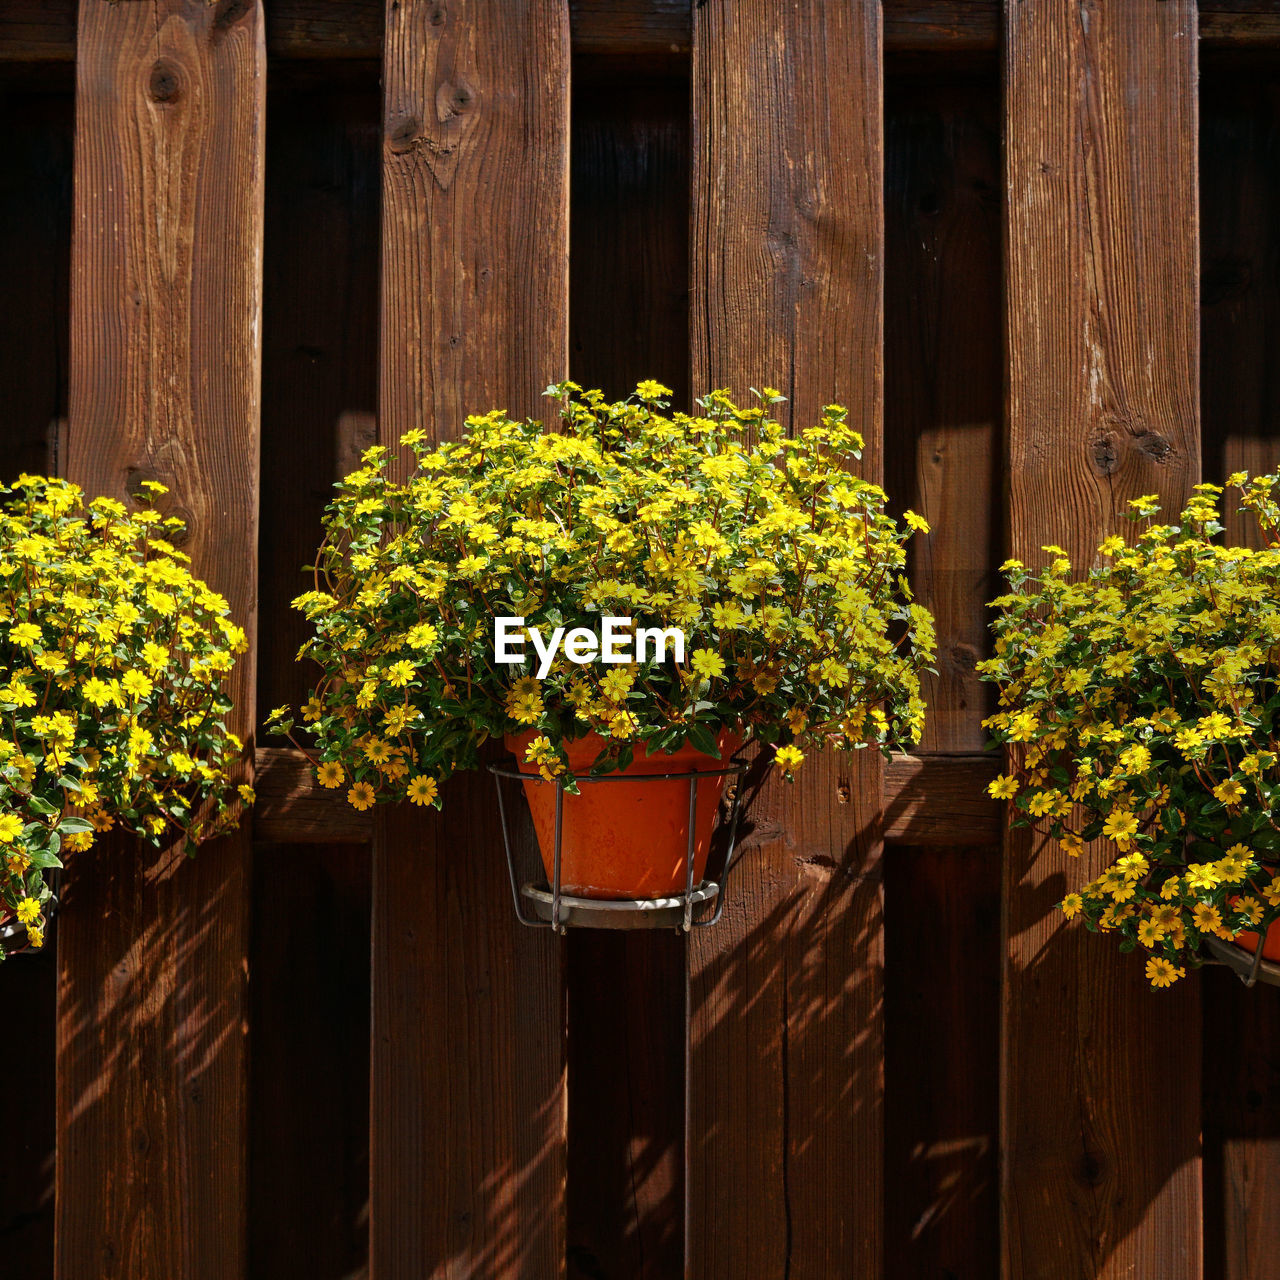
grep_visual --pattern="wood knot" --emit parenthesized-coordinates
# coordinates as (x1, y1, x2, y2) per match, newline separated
(429, 3, 448, 24)
(1090, 435, 1119, 476)
(212, 0, 253, 35)
(387, 112, 420, 154)
(1076, 1150, 1106, 1188)
(148, 58, 182, 104)
(437, 79, 476, 120)
(1133, 430, 1173, 463)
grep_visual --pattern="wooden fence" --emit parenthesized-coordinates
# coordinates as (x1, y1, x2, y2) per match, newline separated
(1, 2, 1278, 1277)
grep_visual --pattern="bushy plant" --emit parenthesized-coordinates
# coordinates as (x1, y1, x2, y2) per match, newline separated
(980, 475, 1280, 987)
(0, 476, 250, 957)
(271, 381, 935, 808)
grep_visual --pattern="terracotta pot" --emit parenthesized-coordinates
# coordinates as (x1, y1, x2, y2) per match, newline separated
(505, 728, 742, 900)
(1232, 918, 1280, 963)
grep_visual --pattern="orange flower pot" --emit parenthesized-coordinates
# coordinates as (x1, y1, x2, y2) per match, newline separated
(1232, 918, 1280, 963)
(504, 729, 742, 900)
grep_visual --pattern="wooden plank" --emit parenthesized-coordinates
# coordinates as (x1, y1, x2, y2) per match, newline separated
(249, 72, 380, 1280)
(687, 2, 884, 1274)
(370, 2, 569, 1277)
(57, 3, 264, 1277)
(564, 71, 689, 1280)
(883, 0, 998, 53)
(1002, 3, 1202, 1277)
(6, 1, 1280, 63)
(881, 753, 1001, 844)
(256, 747, 1002, 847)
(1199, 64, 1280, 1280)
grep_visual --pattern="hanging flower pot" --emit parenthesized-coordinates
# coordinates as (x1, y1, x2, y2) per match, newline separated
(981, 475, 1280, 991)
(504, 728, 742, 899)
(1234, 919, 1280, 963)
(274, 381, 935, 930)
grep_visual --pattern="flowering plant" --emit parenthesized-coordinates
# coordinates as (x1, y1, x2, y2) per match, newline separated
(270, 381, 934, 812)
(980, 475, 1280, 987)
(0, 476, 250, 958)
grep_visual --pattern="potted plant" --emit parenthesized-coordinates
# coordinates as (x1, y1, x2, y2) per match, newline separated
(0, 475, 251, 958)
(980, 475, 1280, 987)
(270, 381, 935, 905)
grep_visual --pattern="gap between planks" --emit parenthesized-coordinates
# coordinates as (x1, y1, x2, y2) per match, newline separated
(253, 747, 1003, 847)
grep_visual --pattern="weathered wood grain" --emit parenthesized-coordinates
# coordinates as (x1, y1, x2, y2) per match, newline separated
(371, 2, 569, 1276)
(1002, 2, 1202, 1277)
(688, 2, 884, 1274)
(1199, 63, 1280, 1280)
(250, 74, 380, 1280)
(5, 0, 1280, 62)
(881, 752, 1001, 844)
(565, 69, 689, 1280)
(58, 2, 264, 1277)
(257, 747, 1003, 847)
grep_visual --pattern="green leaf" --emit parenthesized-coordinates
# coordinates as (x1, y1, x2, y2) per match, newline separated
(687, 723, 720, 759)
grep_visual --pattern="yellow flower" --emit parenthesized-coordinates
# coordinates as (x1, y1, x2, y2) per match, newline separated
(1213, 778, 1247, 806)
(26, 925, 44, 948)
(1185, 863, 1221, 891)
(1061, 893, 1083, 919)
(15, 897, 40, 925)
(1102, 809, 1139, 847)
(347, 781, 376, 811)
(9, 622, 41, 646)
(317, 761, 345, 789)
(120, 670, 154, 699)
(988, 775, 1019, 800)
(407, 775, 439, 807)
(1026, 790, 1058, 818)
(690, 648, 726, 680)
(0, 813, 24, 843)
(1145, 956, 1183, 988)
(1136, 918, 1163, 947)
(774, 744, 804, 773)
(1192, 902, 1222, 933)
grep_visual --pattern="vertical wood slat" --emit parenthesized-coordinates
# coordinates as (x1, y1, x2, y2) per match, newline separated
(1002, 2, 1201, 1278)
(687, 2, 884, 1275)
(370, 2, 569, 1277)
(58, 3, 265, 1278)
